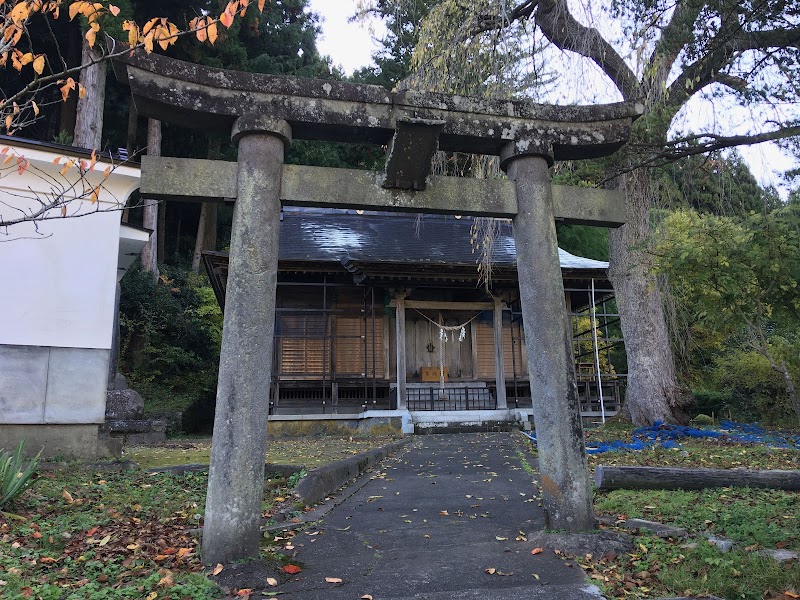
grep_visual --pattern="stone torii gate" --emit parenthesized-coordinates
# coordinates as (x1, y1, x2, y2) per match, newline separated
(113, 49, 642, 565)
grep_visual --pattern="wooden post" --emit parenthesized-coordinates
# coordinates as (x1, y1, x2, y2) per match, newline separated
(506, 153, 594, 532)
(470, 322, 479, 381)
(383, 317, 391, 381)
(395, 292, 408, 411)
(141, 119, 161, 282)
(493, 299, 508, 410)
(202, 116, 291, 565)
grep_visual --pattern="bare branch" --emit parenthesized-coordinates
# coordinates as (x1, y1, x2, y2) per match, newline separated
(602, 125, 800, 183)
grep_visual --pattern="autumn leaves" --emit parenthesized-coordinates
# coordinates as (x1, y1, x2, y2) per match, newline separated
(189, 0, 267, 47)
(1, 0, 272, 110)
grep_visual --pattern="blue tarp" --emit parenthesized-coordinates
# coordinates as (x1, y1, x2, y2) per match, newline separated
(523, 421, 800, 455)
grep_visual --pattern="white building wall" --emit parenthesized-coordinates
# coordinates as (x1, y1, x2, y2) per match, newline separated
(0, 141, 141, 429)
(1, 210, 121, 349)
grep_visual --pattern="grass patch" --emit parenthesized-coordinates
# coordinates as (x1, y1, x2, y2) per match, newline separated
(520, 427, 800, 599)
(589, 486, 800, 598)
(0, 468, 219, 598)
(126, 436, 401, 469)
(0, 438, 370, 598)
(580, 534, 800, 600)
(596, 487, 799, 549)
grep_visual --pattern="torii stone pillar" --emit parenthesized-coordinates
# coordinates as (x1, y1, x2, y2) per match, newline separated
(202, 116, 291, 564)
(504, 150, 594, 530)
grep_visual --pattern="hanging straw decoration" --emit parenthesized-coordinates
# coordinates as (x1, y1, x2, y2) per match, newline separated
(413, 309, 481, 398)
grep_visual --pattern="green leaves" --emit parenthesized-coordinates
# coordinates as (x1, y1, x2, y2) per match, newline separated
(656, 207, 800, 331)
(0, 440, 40, 510)
(655, 206, 800, 420)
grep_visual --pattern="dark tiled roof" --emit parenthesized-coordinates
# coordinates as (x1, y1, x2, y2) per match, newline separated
(279, 209, 609, 271)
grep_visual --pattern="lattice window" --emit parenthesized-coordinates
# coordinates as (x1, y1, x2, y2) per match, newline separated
(334, 316, 384, 377)
(276, 314, 329, 375)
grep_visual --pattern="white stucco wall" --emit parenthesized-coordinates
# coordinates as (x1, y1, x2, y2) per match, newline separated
(0, 142, 140, 350)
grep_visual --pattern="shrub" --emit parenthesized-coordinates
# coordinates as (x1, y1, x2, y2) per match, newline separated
(709, 349, 797, 424)
(119, 265, 223, 432)
(690, 413, 715, 425)
(690, 389, 732, 420)
(0, 441, 40, 509)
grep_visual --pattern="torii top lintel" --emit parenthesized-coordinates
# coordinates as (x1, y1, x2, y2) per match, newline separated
(113, 48, 643, 169)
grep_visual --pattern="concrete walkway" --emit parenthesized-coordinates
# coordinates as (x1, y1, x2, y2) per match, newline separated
(249, 432, 606, 599)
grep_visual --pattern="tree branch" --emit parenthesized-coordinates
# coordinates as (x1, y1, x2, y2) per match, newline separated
(666, 24, 800, 110)
(533, 0, 642, 100)
(602, 125, 800, 182)
(451, 0, 641, 99)
(645, 0, 706, 93)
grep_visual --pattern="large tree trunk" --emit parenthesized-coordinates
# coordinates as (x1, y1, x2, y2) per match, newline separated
(73, 40, 106, 149)
(608, 168, 687, 425)
(59, 24, 82, 140)
(141, 119, 161, 282)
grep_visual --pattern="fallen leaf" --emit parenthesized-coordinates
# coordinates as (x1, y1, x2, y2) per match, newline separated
(439, 510, 449, 516)
(237, 590, 252, 597)
(531, 548, 543, 555)
(211, 563, 224, 576)
(485, 568, 496, 574)
(325, 577, 343, 584)
(61, 490, 74, 504)
(266, 577, 278, 587)
(283, 565, 302, 575)
(98, 534, 111, 546)
(361, 596, 374, 599)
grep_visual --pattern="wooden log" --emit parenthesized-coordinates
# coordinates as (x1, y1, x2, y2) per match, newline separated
(595, 465, 800, 491)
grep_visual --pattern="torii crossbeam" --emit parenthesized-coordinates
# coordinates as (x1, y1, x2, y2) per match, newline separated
(113, 47, 642, 565)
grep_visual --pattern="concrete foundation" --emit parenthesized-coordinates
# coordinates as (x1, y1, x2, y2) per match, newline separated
(0, 424, 121, 458)
(0, 344, 109, 425)
(266, 409, 531, 436)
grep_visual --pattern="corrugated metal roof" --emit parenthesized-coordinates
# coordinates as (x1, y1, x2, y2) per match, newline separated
(280, 209, 609, 272)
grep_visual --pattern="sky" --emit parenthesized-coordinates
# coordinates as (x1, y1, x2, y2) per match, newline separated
(307, 0, 795, 196)
(307, 1, 384, 76)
